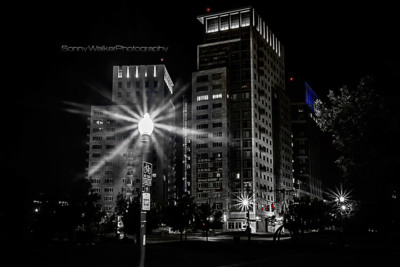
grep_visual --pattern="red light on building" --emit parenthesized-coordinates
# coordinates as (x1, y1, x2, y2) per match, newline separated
(206, 7, 211, 12)
(289, 76, 294, 82)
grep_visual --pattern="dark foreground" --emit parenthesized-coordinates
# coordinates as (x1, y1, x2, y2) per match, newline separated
(1, 232, 399, 267)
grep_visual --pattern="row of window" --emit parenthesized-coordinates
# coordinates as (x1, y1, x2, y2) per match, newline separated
(196, 122, 223, 129)
(117, 81, 158, 89)
(116, 90, 159, 98)
(90, 178, 114, 184)
(196, 93, 223, 102)
(91, 144, 115, 149)
(198, 181, 222, 189)
(205, 11, 250, 33)
(196, 84, 223, 92)
(196, 142, 223, 149)
(93, 119, 115, 125)
(93, 127, 115, 133)
(196, 103, 222, 110)
(92, 187, 114, 193)
(92, 136, 115, 141)
(196, 72, 223, 83)
(196, 132, 223, 139)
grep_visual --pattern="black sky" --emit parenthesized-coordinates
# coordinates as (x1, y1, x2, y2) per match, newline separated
(7, 1, 399, 198)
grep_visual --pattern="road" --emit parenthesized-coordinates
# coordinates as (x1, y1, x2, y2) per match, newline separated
(1, 232, 398, 267)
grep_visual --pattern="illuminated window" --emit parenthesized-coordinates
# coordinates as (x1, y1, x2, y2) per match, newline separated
(127, 67, 130, 78)
(118, 67, 122, 78)
(240, 11, 250, 27)
(220, 15, 229, 31)
(212, 94, 222, 99)
(206, 17, 219, 33)
(197, 95, 209, 101)
(230, 13, 239, 28)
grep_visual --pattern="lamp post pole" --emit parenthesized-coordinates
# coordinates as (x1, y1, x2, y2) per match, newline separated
(246, 207, 251, 242)
(138, 113, 154, 267)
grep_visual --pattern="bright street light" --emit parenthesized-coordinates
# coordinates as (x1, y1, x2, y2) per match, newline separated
(138, 113, 154, 136)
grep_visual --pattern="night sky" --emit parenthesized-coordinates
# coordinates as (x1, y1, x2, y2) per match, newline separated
(6, 1, 399, 200)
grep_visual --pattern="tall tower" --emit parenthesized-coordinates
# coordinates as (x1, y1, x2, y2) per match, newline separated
(87, 65, 176, 212)
(289, 80, 323, 200)
(191, 7, 293, 232)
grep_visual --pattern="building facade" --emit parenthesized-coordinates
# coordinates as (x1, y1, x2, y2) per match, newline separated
(190, 7, 293, 232)
(87, 65, 176, 212)
(289, 80, 323, 200)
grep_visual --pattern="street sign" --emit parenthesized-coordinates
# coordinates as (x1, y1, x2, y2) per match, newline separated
(142, 193, 151, 211)
(142, 161, 152, 186)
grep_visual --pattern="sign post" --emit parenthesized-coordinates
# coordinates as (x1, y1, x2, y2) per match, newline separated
(139, 161, 152, 267)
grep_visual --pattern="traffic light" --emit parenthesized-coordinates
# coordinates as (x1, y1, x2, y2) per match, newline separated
(271, 203, 275, 211)
(265, 204, 270, 211)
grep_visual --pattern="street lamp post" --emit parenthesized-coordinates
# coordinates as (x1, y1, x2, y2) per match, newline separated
(138, 113, 154, 267)
(242, 199, 251, 242)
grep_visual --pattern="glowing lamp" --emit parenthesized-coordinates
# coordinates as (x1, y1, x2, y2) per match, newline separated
(242, 199, 249, 207)
(206, 7, 211, 12)
(339, 196, 345, 203)
(138, 113, 154, 136)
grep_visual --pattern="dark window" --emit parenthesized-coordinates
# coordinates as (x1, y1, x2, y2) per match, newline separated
(212, 73, 222, 80)
(213, 103, 222, 108)
(197, 105, 208, 110)
(196, 75, 208, 83)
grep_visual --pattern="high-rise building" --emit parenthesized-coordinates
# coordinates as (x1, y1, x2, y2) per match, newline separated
(87, 65, 176, 212)
(288, 80, 323, 200)
(190, 6, 293, 232)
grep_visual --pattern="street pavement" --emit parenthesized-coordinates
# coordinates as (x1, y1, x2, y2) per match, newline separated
(1, 232, 398, 267)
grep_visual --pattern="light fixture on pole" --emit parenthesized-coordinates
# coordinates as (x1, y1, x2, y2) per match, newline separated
(138, 112, 154, 267)
(138, 113, 154, 139)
